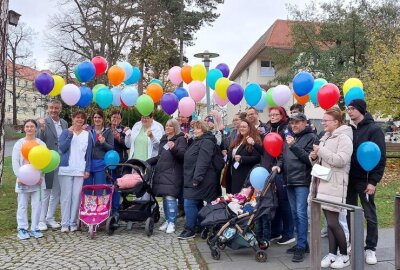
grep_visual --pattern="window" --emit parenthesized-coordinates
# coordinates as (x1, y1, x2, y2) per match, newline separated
(260, 60, 275, 77)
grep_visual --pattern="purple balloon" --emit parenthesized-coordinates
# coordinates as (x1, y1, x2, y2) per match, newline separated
(216, 63, 230, 78)
(227, 83, 244, 105)
(161, 93, 179, 115)
(35, 72, 55, 95)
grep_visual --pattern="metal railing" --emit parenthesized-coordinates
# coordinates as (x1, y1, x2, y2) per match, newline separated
(310, 198, 364, 270)
(395, 194, 400, 269)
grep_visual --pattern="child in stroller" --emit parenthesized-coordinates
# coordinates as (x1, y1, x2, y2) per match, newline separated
(198, 171, 278, 262)
(105, 159, 160, 236)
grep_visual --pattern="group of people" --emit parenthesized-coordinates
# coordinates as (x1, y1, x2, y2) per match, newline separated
(12, 98, 386, 268)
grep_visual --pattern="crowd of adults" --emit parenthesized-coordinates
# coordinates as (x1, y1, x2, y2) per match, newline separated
(12, 98, 386, 268)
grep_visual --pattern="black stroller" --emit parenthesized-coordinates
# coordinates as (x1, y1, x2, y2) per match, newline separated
(105, 159, 160, 236)
(199, 171, 278, 262)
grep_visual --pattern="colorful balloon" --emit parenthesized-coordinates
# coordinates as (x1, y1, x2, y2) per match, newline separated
(272, 85, 291, 106)
(356, 142, 381, 172)
(266, 87, 277, 106)
(191, 64, 207, 81)
(96, 88, 113, 109)
(76, 86, 93, 108)
(61, 84, 81, 106)
(168, 66, 183, 85)
(91, 56, 108, 77)
(125, 66, 141, 85)
(215, 77, 231, 99)
(317, 83, 340, 110)
(244, 83, 262, 106)
(294, 93, 309, 105)
(250, 167, 270, 190)
(28, 145, 51, 170)
(42, 150, 60, 173)
(293, 71, 314, 96)
(181, 65, 192, 84)
(35, 72, 54, 95)
(117, 62, 133, 81)
(174, 87, 189, 100)
(111, 87, 122, 106)
(18, 164, 41, 186)
(214, 93, 229, 107)
(149, 79, 163, 87)
(309, 78, 327, 105)
(120, 86, 139, 107)
(263, 132, 284, 158)
(178, 97, 195, 117)
(206, 68, 223, 90)
(21, 140, 39, 161)
(343, 78, 363, 95)
(344, 86, 365, 106)
(49, 75, 65, 97)
(216, 63, 230, 78)
(160, 93, 179, 115)
(227, 83, 244, 105)
(255, 91, 267, 111)
(92, 84, 107, 102)
(108, 65, 125, 86)
(146, 83, 163, 103)
(136, 94, 154, 116)
(104, 150, 120, 170)
(76, 61, 96, 82)
(188, 81, 206, 102)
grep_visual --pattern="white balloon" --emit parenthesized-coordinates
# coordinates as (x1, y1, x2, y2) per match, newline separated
(18, 164, 41, 186)
(117, 62, 133, 81)
(272, 85, 291, 106)
(61, 84, 81, 106)
(111, 87, 122, 106)
(120, 86, 139, 107)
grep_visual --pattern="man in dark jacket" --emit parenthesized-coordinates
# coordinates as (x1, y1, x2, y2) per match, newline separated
(283, 113, 317, 262)
(346, 99, 386, 265)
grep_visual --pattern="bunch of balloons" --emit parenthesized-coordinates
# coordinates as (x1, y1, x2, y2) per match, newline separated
(18, 141, 60, 185)
(343, 78, 365, 106)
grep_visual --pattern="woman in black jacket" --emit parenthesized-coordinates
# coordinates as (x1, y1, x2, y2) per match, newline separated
(178, 120, 220, 240)
(226, 119, 261, 194)
(147, 119, 187, 234)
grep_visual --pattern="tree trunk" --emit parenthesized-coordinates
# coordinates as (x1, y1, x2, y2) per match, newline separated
(0, 0, 10, 185)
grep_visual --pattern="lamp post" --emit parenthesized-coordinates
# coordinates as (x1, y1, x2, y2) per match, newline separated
(193, 50, 219, 114)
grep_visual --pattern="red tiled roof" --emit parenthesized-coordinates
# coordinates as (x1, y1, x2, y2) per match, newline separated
(230, 19, 295, 81)
(6, 60, 51, 81)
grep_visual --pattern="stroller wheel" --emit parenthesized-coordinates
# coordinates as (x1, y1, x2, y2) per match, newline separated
(211, 249, 220, 260)
(217, 241, 226, 250)
(106, 216, 117, 235)
(145, 217, 154, 237)
(153, 208, 160, 223)
(255, 250, 267, 263)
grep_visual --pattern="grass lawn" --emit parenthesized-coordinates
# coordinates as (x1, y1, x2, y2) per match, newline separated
(0, 157, 399, 237)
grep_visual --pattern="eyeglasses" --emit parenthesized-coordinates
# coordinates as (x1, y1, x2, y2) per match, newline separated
(269, 114, 281, 117)
(346, 107, 356, 112)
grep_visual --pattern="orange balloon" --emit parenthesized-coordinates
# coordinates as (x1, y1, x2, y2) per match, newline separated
(294, 93, 309, 105)
(107, 65, 125, 86)
(21, 140, 39, 161)
(181, 65, 192, 84)
(146, 83, 163, 103)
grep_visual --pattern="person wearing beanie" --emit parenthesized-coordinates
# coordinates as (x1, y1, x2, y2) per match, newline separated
(346, 99, 386, 265)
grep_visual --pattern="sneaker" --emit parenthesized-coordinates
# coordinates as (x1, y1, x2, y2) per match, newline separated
(270, 234, 282, 241)
(166, 223, 175, 234)
(159, 221, 168, 231)
(287, 244, 310, 254)
(321, 227, 328, 237)
(321, 253, 336, 268)
(47, 221, 61, 229)
(17, 229, 30, 240)
(29, 230, 43, 239)
(177, 229, 195, 240)
(60, 227, 69, 233)
(292, 247, 306, 262)
(70, 226, 78, 232)
(331, 254, 350, 269)
(277, 237, 296, 245)
(365, 249, 377, 265)
(38, 222, 48, 231)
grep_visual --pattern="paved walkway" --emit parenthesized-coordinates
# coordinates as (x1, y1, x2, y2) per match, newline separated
(4, 139, 17, 157)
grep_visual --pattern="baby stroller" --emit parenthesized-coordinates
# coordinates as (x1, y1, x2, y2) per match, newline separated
(199, 171, 278, 262)
(79, 184, 114, 239)
(104, 159, 160, 236)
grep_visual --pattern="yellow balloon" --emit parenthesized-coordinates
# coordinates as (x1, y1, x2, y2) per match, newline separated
(28, 145, 51, 169)
(191, 64, 207, 81)
(215, 77, 231, 99)
(49, 75, 65, 97)
(343, 78, 363, 95)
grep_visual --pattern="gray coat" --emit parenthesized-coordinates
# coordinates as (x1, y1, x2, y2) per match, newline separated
(37, 116, 68, 189)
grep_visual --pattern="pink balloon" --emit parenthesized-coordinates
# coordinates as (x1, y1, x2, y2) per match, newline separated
(168, 66, 183, 85)
(272, 85, 291, 106)
(188, 81, 206, 102)
(18, 164, 41, 186)
(214, 93, 229, 107)
(178, 97, 195, 117)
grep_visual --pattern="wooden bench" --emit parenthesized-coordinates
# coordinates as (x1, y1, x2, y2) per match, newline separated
(386, 142, 400, 158)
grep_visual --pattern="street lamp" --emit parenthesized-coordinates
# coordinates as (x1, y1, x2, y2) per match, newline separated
(193, 50, 219, 114)
(8, 10, 21, 26)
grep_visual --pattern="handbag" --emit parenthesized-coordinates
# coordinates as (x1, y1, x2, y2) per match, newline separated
(311, 164, 332, 182)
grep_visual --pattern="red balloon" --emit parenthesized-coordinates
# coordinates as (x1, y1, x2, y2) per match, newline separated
(317, 83, 340, 110)
(120, 97, 128, 108)
(91, 56, 108, 77)
(263, 133, 284, 158)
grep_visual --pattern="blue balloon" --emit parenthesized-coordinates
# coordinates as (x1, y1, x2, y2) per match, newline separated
(293, 71, 314, 96)
(344, 87, 365, 106)
(255, 91, 267, 111)
(124, 66, 141, 85)
(104, 150, 120, 170)
(250, 167, 270, 190)
(111, 87, 122, 106)
(76, 61, 96, 83)
(174, 87, 189, 100)
(244, 83, 262, 106)
(309, 78, 327, 105)
(77, 86, 93, 108)
(356, 142, 381, 172)
(149, 79, 162, 87)
(96, 88, 113, 109)
(120, 86, 139, 107)
(206, 69, 223, 90)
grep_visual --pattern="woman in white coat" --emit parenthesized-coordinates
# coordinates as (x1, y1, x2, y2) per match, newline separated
(309, 107, 353, 269)
(12, 119, 46, 240)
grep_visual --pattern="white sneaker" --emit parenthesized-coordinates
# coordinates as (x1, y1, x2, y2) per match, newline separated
(321, 253, 336, 268)
(159, 221, 168, 231)
(166, 223, 175, 234)
(38, 222, 48, 231)
(70, 226, 78, 232)
(60, 227, 69, 233)
(47, 221, 61, 229)
(331, 254, 350, 269)
(365, 249, 377, 265)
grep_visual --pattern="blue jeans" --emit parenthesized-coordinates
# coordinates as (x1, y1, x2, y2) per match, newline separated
(271, 175, 294, 239)
(163, 196, 177, 223)
(184, 199, 202, 231)
(256, 215, 271, 242)
(287, 186, 309, 249)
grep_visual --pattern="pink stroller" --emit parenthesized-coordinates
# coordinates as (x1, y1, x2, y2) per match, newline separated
(79, 184, 114, 239)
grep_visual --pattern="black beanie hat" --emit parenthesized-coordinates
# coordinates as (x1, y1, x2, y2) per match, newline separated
(348, 99, 367, 115)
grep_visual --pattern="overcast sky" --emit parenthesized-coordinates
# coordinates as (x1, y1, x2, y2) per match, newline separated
(9, 0, 310, 72)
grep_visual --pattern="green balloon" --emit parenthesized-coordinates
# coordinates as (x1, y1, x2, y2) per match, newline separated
(74, 65, 82, 82)
(42, 150, 60, 173)
(92, 84, 107, 102)
(136, 94, 154, 116)
(266, 87, 277, 107)
(149, 79, 162, 87)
